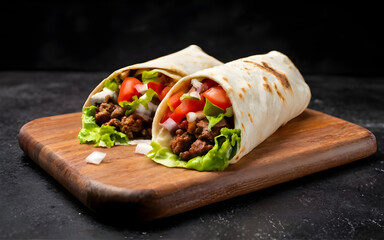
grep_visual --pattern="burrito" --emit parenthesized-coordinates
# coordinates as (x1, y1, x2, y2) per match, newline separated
(78, 45, 223, 147)
(147, 51, 311, 171)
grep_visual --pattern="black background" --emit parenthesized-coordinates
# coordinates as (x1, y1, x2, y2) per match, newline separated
(1, 1, 383, 76)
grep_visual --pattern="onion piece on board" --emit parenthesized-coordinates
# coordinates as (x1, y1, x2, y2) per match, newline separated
(86, 151, 106, 165)
(135, 143, 153, 155)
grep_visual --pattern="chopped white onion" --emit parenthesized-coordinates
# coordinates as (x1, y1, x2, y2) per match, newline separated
(135, 104, 152, 116)
(135, 143, 153, 155)
(189, 91, 200, 99)
(85, 151, 106, 165)
(186, 112, 196, 122)
(90, 88, 117, 105)
(186, 111, 205, 122)
(135, 102, 158, 116)
(147, 101, 158, 113)
(191, 78, 202, 89)
(135, 84, 148, 94)
(161, 117, 178, 132)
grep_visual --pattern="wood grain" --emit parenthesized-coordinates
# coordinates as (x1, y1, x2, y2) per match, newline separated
(18, 109, 377, 221)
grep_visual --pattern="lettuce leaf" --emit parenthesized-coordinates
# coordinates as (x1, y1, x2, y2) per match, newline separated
(206, 106, 233, 131)
(203, 98, 225, 116)
(147, 128, 241, 171)
(119, 88, 158, 115)
(203, 99, 233, 130)
(104, 78, 120, 92)
(141, 70, 162, 84)
(78, 106, 129, 147)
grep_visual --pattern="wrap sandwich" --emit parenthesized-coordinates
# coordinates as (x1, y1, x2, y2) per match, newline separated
(147, 51, 311, 171)
(78, 45, 223, 147)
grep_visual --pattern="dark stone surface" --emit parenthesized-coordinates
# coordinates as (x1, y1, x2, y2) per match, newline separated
(0, 72, 383, 239)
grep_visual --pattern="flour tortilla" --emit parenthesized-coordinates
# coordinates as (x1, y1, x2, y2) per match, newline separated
(152, 51, 311, 164)
(83, 45, 223, 108)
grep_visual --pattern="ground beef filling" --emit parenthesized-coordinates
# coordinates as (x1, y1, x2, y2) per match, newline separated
(94, 96, 152, 139)
(169, 117, 232, 161)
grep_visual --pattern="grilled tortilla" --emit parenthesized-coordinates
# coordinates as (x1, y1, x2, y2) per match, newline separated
(149, 51, 311, 170)
(83, 45, 222, 108)
(78, 45, 223, 148)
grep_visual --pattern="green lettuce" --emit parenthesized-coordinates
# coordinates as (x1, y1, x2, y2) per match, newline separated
(104, 78, 120, 92)
(78, 106, 129, 147)
(203, 98, 234, 130)
(141, 70, 161, 84)
(206, 107, 233, 131)
(118, 88, 158, 115)
(147, 128, 241, 171)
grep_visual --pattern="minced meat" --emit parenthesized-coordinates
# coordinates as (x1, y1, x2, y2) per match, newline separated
(169, 118, 232, 161)
(95, 96, 152, 139)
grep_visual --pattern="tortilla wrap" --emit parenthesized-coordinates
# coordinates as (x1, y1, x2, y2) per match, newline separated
(151, 51, 311, 166)
(83, 45, 223, 108)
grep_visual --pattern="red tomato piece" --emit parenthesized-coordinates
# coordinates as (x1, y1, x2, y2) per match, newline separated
(147, 81, 164, 96)
(167, 91, 184, 111)
(117, 77, 142, 103)
(200, 79, 218, 92)
(159, 86, 172, 101)
(202, 85, 232, 109)
(169, 98, 206, 123)
(160, 107, 172, 123)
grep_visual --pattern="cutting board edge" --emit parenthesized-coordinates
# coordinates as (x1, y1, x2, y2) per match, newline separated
(140, 127, 377, 220)
(18, 124, 160, 220)
(17, 109, 378, 221)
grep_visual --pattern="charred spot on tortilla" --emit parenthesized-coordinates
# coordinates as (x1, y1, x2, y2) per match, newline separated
(247, 82, 252, 88)
(241, 123, 245, 130)
(262, 76, 268, 82)
(238, 93, 244, 100)
(260, 61, 291, 89)
(273, 83, 285, 102)
(248, 113, 254, 124)
(241, 87, 247, 93)
(243, 60, 291, 90)
(240, 110, 244, 117)
(263, 83, 273, 94)
(240, 146, 246, 154)
(222, 77, 229, 82)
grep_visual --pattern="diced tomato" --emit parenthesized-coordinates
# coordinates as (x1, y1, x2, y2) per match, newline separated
(118, 77, 142, 103)
(167, 91, 184, 111)
(202, 85, 232, 109)
(200, 79, 218, 92)
(159, 86, 171, 101)
(147, 81, 164, 96)
(160, 107, 172, 123)
(169, 98, 206, 123)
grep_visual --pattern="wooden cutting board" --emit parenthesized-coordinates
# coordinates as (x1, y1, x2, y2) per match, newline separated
(18, 109, 376, 221)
